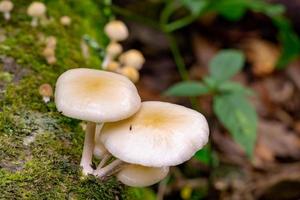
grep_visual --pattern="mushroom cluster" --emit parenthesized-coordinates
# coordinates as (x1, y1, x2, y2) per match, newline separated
(55, 69, 209, 186)
(42, 36, 57, 65)
(103, 20, 145, 83)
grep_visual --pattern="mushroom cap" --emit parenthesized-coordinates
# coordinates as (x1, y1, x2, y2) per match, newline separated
(0, 0, 13, 12)
(39, 83, 53, 97)
(60, 16, 71, 26)
(117, 164, 169, 187)
(42, 47, 55, 58)
(100, 101, 209, 167)
(104, 20, 128, 41)
(121, 66, 139, 83)
(27, 2, 46, 17)
(106, 61, 121, 72)
(106, 42, 123, 58)
(119, 49, 145, 70)
(55, 68, 141, 123)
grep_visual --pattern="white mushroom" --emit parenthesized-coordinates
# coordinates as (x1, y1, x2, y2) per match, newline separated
(119, 49, 145, 70)
(0, 0, 13, 21)
(27, 2, 46, 27)
(104, 20, 128, 42)
(60, 15, 71, 26)
(117, 164, 169, 187)
(55, 68, 141, 175)
(102, 42, 123, 69)
(95, 101, 209, 177)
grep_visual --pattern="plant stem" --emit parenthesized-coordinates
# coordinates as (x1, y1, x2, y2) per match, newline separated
(80, 122, 99, 175)
(160, 1, 181, 25)
(163, 15, 197, 33)
(111, 5, 160, 30)
(166, 34, 189, 80)
(166, 33, 199, 109)
(94, 159, 124, 178)
(96, 153, 112, 171)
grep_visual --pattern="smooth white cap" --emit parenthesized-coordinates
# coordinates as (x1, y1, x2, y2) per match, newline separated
(100, 101, 209, 167)
(55, 68, 141, 123)
(104, 20, 128, 41)
(117, 164, 169, 187)
(27, 2, 46, 17)
(0, 0, 13, 12)
(119, 49, 145, 70)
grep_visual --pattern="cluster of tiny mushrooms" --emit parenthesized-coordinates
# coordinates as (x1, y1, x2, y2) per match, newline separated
(7, 2, 210, 187)
(0, 1, 71, 65)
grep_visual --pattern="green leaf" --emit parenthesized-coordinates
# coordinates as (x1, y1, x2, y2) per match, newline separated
(209, 49, 245, 83)
(213, 93, 257, 157)
(209, 0, 248, 20)
(128, 188, 156, 200)
(194, 145, 210, 165)
(277, 30, 300, 68)
(273, 16, 300, 68)
(218, 81, 254, 96)
(165, 81, 210, 97)
(181, 0, 208, 16)
(247, 1, 285, 17)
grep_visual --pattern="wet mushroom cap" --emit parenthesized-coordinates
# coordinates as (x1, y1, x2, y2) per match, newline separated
(117, 164, 169, 187)
(0, 0, 13, 12)
(27, 2, 46, 17)
(55, 68, 141, 123)
(100, 101, 209, 167)
(104, 20, 128, 41)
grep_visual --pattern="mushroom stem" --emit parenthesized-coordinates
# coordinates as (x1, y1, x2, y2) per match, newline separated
(102, 56, 111, 69)
(95, 123, 103, 139)
(31, 17, 38, 27)
(80, 122, 100, 175)
(96, 153, 112, 171)
(42, 96, 50, 103)
(93, 159, 124, 178)
(3, 12, 9, 20)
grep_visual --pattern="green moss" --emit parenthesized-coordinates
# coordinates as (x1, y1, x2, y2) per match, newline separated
(0, 0, 128, 199)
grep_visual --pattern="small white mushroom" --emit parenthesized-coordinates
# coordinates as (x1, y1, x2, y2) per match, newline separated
(104, 20, 129, 42)
(94, 101, 209, 177)
(102, 42, 123, 68)
(60, 15, 71, 26)
(117, 164, 169, 187)
(119, 49, 145, 70)
(39, 83, 53, 103)
(55, 68, 141, 175)
(27, 2, 46, 27)
(0, 0, 13, 21)
(121, 66, 139, 83)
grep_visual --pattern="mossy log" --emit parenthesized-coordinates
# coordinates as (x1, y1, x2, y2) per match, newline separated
(0, 1, 128, 199)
